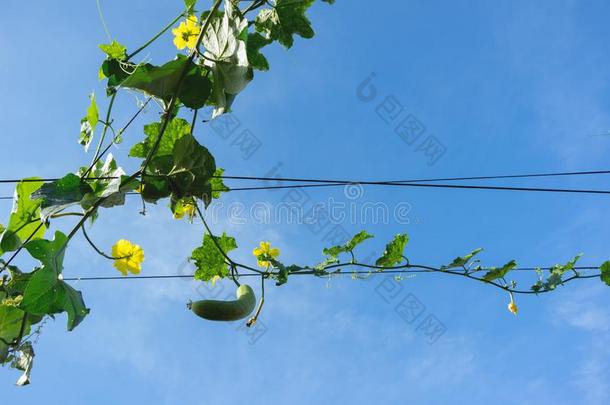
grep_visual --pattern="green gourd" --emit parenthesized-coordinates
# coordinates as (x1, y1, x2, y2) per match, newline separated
(188, 284, 256, 321)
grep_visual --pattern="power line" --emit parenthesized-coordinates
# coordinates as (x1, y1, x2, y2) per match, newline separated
(1, 168, 609, 185)
(220, 169, 610, 185)
(0, 169, 608, 199)
(1, 179, 610, 201)
(214, 182, 610, 195)
(0, 177, 118, 184)
(61, 266, 601, 281)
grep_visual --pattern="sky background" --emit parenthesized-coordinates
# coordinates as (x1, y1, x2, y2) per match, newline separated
(2, 0, 610, 403)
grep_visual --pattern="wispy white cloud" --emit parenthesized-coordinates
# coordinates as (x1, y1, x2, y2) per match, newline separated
(550, 284, 610, 404)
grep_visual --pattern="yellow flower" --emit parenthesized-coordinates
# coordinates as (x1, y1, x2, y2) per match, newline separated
(172, 15, 200, 50)
(173, 199, 197, 221)
(252, 241, 280, 268)
(507, 293, 518, 315)
(111, 239, 145, 276)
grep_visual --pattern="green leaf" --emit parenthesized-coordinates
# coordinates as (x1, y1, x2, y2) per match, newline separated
(169, 134, 217, 204)
(255, 0, 315, 49)
(202, 10, 253, 117)
(601, 261, 610, 286)
(79, 154, 131, 210)
(99, 40, 127, 60)
(120, 55, 212, 108)
(210, 168, 229, 199)
(0, 305, 26, 344)
(3, 266, 32, 297)
(442, 248, 483, 270)
(24, 230, 68, 274)
(130, 118, 191, 159)
(57, 282, 89, 331)
(179, 66, 214, 109)
(323, 230, 373, 258)
(20, 232, 89, 331)
(346, 231, 374, 250)
(0, 179, 46, 255)
(21, 269, 89, 331)
(79, 93, 99, 151)
(375, 234, 408, 267)
(184, 0, 197, 10)
(191, 233, 237, 282)
(482, 260, 517, 281)
(100, 59, 133, 91)
(531, 254, 583, 292)
(31, 174, 93, 219)
(20, 267, 61, 315)
(246, 33, 272, 71)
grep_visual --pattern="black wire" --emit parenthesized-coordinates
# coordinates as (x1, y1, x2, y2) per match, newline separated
(0, 169, 608, 199)
(0, 177, 118, 184)
(1, 180, 610, 200)
(1, 168, 609, 185)
(62, 266, 601, 281)
(219, 169, 610, 185)
(213, 182, 610, 195)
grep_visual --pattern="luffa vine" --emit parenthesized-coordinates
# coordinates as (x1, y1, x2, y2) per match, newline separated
(0, 0, 608, 385)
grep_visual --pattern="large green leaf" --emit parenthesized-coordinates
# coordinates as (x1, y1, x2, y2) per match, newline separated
(21, 269, 88, 331)
(375, 234, 408, 267)
(32, 174, 93, 219)
(0, 179, 46, 255)
(20, 268, 61, 315)
(133, 119, 217, 206)
(246, 33, 272, 71)
(120, 55, 212, 109)
(56, 282, 89, 331)
(24, 231, 68, 274)
(0, 305, 26, 345)
(202, 8, 253, 117)
(191, 233, 237, 282)
(255, 0, 316, 49)
(20, 232, 89, 331)
(79, 154, 132, 210)
(129, 118, 191, 159)
(169, 134, 217, 203)
(100, 59, 133, 91)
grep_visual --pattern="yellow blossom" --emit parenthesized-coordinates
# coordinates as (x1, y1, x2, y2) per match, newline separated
(210, 275, 221, 286)
(507, 293, 518, 315)
(172, 15, 200, 50)
(112, 239, 145, 276)
(252, 241, 280, 268)
(173, 199, 197, 221)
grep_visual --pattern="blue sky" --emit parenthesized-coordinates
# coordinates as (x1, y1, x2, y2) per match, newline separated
(2, 0, 610, 403)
